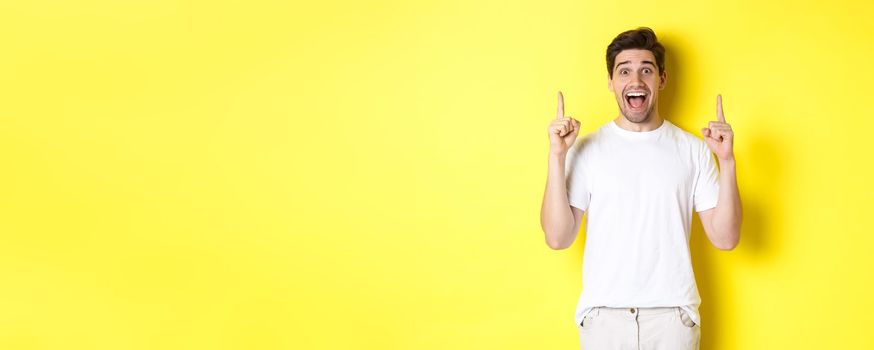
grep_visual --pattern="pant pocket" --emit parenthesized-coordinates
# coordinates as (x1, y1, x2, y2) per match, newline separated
(580, 308, 600, 328)
(677, 308, 698, 328)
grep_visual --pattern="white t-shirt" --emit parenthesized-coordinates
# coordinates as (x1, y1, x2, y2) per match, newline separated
(564, 119, 720, 327)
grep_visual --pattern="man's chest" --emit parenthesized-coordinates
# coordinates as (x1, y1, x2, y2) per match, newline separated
(589, 143, 696, 198)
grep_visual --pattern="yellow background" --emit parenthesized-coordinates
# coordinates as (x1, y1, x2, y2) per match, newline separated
(1, 0, 872, 349)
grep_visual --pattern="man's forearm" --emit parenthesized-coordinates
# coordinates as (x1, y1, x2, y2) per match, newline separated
(712, 158, 742, 249)
(540, 153, 575, 249)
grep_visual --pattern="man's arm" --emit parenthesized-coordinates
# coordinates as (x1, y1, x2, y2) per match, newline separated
(540, 152, 585, 250)
(698, 94, 742, 250)
(698, 158, 741, 250)
(540, 91, 584, 250)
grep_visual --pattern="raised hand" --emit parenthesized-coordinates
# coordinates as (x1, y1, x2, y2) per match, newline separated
(548, 91, 581, 156)
(702, 94, 735, 161)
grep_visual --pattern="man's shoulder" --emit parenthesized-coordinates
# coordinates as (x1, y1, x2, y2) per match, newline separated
(665, 120, 708, 148)
(569, 123, 609, 155)
(576, 121, 613, 143)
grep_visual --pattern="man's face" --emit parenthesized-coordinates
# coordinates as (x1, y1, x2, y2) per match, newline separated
(608, 49, 666, 123)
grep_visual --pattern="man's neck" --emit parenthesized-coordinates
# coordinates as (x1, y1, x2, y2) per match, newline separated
(613, 113, 665, 132)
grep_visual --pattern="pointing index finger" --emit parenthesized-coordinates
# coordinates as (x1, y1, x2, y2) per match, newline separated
(557, 91, 565, 120)
(717, 94, 725, 122)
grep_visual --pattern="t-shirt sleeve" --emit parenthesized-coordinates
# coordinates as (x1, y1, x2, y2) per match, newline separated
(564, 138, 592, 211)
(693, 141, 720, 212)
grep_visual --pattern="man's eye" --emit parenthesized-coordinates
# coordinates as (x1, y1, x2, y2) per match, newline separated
(620, 70, 628, 75)
(643, 68, 651, 74)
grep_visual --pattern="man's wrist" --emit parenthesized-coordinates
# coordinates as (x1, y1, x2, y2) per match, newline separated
(718, 156, 736, 168)
(549, 151, 567, 161)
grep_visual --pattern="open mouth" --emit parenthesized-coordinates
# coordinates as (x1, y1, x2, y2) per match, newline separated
(624, 91, 647, 110)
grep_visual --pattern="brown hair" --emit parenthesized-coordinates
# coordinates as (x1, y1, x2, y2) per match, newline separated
(606, 27, 665, 78)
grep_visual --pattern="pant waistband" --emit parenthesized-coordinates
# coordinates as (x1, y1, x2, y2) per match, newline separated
(589, 306, 680, 318)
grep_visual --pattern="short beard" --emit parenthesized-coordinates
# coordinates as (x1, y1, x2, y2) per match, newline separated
(619, 104, 653, 124)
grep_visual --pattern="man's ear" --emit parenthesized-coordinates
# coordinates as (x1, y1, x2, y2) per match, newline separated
(659, 70, 667, 90)
(608, 73, 614, 91)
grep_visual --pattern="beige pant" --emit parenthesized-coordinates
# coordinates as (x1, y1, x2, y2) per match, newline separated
(578, 306, 700, 350)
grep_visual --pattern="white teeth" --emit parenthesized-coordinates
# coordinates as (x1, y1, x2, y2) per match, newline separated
(626, 92, 646, 97)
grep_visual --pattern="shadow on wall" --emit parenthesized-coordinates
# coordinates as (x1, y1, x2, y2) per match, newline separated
(658, 39, 682, 124)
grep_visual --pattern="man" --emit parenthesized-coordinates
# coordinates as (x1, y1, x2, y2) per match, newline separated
(539, 27, 742, 350)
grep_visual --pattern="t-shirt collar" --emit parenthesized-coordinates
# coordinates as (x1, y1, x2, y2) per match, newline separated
(609, 118, 670, 140)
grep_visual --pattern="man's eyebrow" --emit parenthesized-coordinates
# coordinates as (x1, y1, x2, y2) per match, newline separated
(615, 60, 657, 69)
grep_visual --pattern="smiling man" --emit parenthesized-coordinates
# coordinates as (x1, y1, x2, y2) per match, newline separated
(539, 27, 742, 349)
